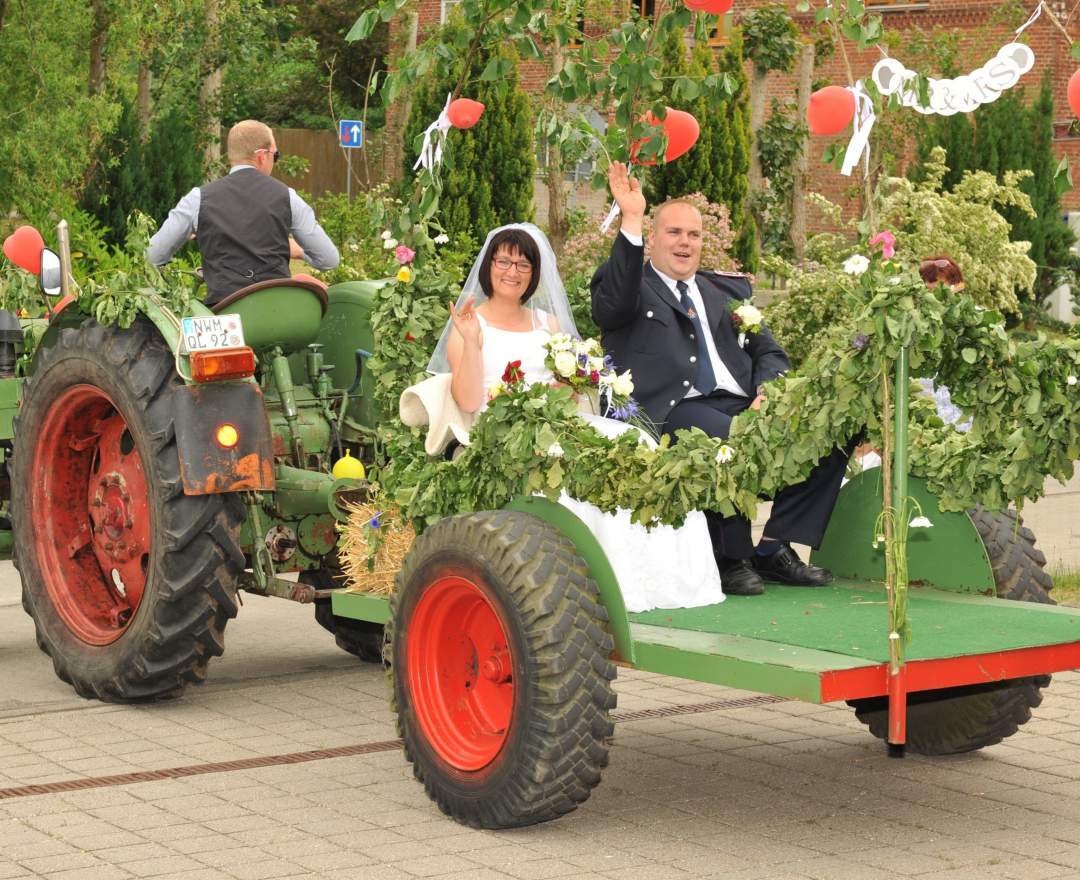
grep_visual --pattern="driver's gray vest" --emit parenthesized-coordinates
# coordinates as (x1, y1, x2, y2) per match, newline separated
(197, 168, 291, 306)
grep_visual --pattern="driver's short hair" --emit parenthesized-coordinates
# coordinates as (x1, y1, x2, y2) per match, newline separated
(227, 120, 274, 165)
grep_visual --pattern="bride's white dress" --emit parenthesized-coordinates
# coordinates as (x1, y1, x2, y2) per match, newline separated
(475, 313, 724, 612)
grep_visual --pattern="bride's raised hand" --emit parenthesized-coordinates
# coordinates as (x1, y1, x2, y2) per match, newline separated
(449, 295, 481, 347)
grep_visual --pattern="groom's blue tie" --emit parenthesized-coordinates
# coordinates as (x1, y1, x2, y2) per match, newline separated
(677, 279, 717, 396)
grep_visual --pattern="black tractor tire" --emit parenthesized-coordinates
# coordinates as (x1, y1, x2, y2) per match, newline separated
(388, 510, 617, 829)
(849, 507, 1053, 754)
(12, 317, 245, 702)
(306, 567, 384, 663)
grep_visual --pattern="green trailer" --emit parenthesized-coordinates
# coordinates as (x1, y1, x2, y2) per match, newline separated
(330, 475, 1078, 829)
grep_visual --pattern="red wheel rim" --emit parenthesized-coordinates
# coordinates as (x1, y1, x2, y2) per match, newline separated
(406, 574, 516, 771)
(32, 384, 152, 645)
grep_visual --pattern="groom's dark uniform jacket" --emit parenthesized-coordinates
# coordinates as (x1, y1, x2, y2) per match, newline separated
(590, 232, 789, 427)
(590, 231, 849, 560)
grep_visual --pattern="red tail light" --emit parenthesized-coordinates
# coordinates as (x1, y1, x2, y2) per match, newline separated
(190, 347, 256, 383)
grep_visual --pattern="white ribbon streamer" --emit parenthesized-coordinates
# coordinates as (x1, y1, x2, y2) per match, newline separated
(600, 199, 621, 233)
(840, 82, 876, 178)
(1015, 0, 1043, 35)
(413, 93, 453, 172)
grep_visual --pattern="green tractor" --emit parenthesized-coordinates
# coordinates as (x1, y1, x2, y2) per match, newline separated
(1, 222, 385, 700)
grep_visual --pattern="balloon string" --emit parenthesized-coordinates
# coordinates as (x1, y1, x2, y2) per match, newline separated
(1015, 0, 1044, 35)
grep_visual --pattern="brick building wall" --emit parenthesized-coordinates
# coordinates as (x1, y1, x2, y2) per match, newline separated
(390, 1, 1080, 229)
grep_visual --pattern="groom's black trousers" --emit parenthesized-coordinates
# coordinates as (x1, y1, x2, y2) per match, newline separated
(663, 390, 852, 560)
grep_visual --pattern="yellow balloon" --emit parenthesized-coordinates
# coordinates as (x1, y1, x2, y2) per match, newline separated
(332, 450, 366, 480)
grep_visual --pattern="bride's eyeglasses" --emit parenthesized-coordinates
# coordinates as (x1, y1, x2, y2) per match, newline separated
(492, 256, 533, 274)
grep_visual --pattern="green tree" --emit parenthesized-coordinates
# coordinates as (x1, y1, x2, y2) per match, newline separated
(643, 30, 715, 205)
(643, 29, 757, 271)
(714, 31, 757, 272)
(404, 41, 534, 244)
(80, 102, 203, 245)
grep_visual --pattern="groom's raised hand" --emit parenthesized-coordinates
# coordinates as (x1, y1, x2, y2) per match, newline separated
(608, 162, 645, 236)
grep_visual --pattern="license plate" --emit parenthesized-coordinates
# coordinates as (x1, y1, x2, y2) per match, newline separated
(181, 314, 245, 352)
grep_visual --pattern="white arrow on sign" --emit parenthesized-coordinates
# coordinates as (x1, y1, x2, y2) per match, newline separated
(350, 124, 361, 143)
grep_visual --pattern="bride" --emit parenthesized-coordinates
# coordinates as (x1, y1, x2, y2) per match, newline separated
(427, 223, 724, 613)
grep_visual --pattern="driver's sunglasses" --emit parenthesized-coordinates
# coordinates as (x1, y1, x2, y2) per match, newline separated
(492, 256, 533, 273)
(257, 148, 281, 163)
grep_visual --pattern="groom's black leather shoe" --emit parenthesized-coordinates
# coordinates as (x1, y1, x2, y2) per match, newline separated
(716, 557, 765, 596)
(752, 543, 833, 586)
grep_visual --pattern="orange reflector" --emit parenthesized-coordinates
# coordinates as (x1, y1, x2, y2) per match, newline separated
(190, 347, 256, 383)
(216, 424, 240, 449)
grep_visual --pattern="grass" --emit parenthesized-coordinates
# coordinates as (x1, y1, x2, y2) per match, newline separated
(1050, 570, 1080, 607)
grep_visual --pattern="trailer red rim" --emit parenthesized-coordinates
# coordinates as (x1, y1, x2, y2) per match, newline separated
(32, 384, 152, 645)
(406, 574, 515, 771)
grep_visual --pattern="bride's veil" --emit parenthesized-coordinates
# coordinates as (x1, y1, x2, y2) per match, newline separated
(426, 223, 580, 374)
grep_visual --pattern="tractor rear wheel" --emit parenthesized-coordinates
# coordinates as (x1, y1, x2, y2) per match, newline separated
(389, 510, 616, 829)
(849, 507, 1053, 754)
(12, 317, 245, 701)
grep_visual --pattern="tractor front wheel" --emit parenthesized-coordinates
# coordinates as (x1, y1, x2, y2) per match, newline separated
(389, 510, 617, 829)
(13, 317, 245, 701)
(849, 507, 1053, 754)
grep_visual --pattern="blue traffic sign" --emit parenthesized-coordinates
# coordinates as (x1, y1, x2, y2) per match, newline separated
(339, 119, 364, 148)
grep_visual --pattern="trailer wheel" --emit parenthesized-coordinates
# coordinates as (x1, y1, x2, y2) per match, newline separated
(389, 510, 616, 829)
(849, 507, 1053, 754)
(306, 567, 383, 663)
(13, 317, 245, 701)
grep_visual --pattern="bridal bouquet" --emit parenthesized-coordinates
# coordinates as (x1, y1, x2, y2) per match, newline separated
(544, 334, 637, 419)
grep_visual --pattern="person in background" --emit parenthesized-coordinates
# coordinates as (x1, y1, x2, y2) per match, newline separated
(147, 119, 339, 306)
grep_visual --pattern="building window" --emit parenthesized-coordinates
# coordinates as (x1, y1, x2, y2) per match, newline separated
(634, 0, 657, 18)
(708, 12, 734, 45)
(864, 0, 930, 10)
(440, 0, 461, 24)
(536, 107, 607, 183)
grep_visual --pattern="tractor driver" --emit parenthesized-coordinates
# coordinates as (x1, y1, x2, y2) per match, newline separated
(147, 119, 339, 306)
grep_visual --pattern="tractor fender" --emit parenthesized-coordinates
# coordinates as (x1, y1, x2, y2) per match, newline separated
(504, 495, 634, 664)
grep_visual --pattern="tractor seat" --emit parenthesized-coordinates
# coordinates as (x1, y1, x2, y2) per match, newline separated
(211, 276, 329, 356)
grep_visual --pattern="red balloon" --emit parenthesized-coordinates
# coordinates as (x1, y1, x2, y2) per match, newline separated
(2, 225, 44, 275)
(631, 107, 701, 165)
(685, 0, 734, 13)
(1068, 69, 1080, 118)
(807, 86, 856, 136)
(447, 98, 485, 129)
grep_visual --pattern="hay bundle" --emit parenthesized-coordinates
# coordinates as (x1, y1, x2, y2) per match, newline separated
(338, 498, 415, 594)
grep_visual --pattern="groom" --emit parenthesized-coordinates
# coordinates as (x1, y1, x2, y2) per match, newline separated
(590, 163, 850, 596)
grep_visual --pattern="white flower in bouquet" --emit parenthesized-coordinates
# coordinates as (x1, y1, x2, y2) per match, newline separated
(842, 254, 869, 276)
(383, 238, 399, 250)
(588, 356, 605, 372)
(553, 350, 577, 378)
(612, 371, 634, 398)
(597, 371, 615, 386)
(732, 304, 764, 331)
(548, 333, 573, 352)
(584, 338, 603, 356)
(715, 444, 735, 464)
(487, 381, 505, 400)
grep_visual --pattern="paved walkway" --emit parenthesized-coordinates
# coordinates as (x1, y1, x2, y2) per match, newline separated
(6, 563, 1080, 879)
